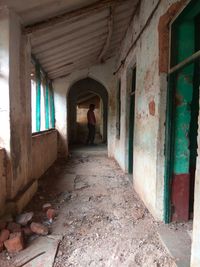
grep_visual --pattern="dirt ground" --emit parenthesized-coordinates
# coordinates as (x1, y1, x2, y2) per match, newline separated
(0, 150, 176, 267)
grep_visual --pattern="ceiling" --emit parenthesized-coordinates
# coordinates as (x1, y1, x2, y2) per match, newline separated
(1, 0, 139, 80)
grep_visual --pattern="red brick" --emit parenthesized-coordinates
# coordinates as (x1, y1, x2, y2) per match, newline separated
(30, 222, 48, 236)
(46, 208, 56, 220)
(0, 229, 10, 243)
(4, 232, 24, 253)
(7, 222, 21, 233)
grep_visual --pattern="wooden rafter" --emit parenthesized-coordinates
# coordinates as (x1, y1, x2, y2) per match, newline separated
(98, 6, 114, 62)
(24, 0, 128, 34)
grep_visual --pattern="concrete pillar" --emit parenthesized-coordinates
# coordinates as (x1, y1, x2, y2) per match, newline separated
(0, 8, 11, 153)
(0, 7, 32, 210)
(54, 87, 68, 157)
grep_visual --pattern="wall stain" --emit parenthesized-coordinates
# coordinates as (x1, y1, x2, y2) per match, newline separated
(149, 100, 155, 116)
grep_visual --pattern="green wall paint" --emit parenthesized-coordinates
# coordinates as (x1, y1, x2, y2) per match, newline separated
(173, 65, 194, 174)
(173, 20, 195, 174)
(164, 0, 200, 222)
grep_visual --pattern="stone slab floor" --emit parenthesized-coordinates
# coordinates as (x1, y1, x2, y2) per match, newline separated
(0, 151, 176, 267)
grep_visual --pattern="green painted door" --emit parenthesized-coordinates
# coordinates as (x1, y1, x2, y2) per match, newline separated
(164, 0, 200, 223)
(128, 68, 136, 174)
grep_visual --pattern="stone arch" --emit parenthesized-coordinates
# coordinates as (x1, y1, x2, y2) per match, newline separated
(67, 77, 108, 144)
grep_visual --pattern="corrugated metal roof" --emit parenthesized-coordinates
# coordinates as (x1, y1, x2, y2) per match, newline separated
(1, 0, 139, 79)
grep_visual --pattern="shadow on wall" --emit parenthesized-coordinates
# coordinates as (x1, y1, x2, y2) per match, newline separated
(67, 78, 108, 145)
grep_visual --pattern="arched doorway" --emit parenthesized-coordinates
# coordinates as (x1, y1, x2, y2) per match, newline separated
(68, 78, 108, 145)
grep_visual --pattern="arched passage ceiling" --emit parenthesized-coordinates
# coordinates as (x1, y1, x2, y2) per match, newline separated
(1, 0, 139, 79)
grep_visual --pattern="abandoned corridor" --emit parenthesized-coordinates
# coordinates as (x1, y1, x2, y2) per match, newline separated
(1, 0, 200, 266)
(0, 149, 175, 267)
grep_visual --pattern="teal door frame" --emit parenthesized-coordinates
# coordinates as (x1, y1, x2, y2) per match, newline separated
(128, 68, 136, 174)
(164, 0, 200, 223)
(164, 74, 176, 223)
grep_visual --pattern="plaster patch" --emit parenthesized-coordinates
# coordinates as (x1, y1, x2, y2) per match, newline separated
(149, 100, 155, 116)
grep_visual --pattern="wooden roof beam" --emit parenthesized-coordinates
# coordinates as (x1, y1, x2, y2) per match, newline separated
(24, 0, 129, 34)
(98, 6, 114, 63)
(44, 46, 103, 72)
(40, 37, 106, 65)
(48, 54, 98, 77)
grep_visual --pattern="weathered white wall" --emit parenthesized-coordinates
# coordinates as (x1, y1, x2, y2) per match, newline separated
(0, 8, 58, 215)
(31, 131, 57, 180)
(53, 58, 117, 157)
(0, 8, 10, 153)
(0, 8, 32, 201)
(113, 0, 188, 220)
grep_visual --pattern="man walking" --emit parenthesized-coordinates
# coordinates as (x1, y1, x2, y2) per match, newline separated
(86, 104, 96, 145)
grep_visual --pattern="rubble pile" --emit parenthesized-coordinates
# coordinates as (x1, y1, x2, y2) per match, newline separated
(0, 204, 57, 254)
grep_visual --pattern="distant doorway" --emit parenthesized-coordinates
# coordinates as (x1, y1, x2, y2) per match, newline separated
(68, 78, 108, 145)
(76, 94, 103, 144)
(128, 68, 136, 174)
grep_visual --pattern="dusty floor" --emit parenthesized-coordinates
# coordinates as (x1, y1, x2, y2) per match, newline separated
(0, 149, 176, 267)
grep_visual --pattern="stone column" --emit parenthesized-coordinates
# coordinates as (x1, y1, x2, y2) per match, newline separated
(0, 7, 33, 213)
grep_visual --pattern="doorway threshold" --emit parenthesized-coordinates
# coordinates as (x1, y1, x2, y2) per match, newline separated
(157, 223, 192, 267)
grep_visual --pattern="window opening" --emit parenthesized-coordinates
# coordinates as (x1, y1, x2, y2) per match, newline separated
(31, 56, 55, 133)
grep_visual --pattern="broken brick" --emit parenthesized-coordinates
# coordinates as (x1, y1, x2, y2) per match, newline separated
(4, 232, 24, 253)
(46, 208, 56, 220)
(7, 222, 21, 233)
(30, 222, 48, 236)
(0, 229, 10, 243)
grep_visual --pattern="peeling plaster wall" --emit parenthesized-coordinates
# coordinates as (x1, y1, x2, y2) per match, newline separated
(0, 8, 32, 201)
(113, 0, 189, 220)
(9, 11, 32, 199)
(31, 131, 57, 180)
(53, 58, 117, 157)
(0, 8, 58, 215)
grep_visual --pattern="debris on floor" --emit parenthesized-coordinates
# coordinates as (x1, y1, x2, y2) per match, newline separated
(13, 234, 62, 267)
(0, 152, 178, 266)
(0, 202, 59, 266)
